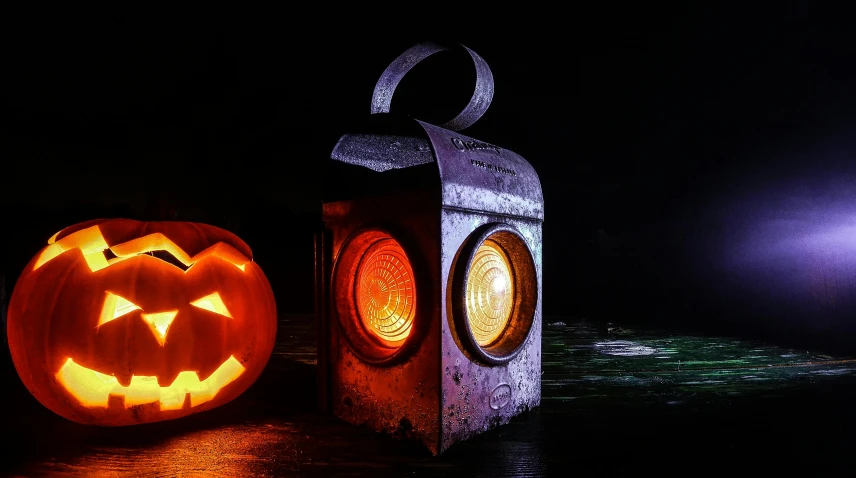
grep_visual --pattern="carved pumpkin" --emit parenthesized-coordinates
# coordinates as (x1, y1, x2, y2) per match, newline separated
(6, 218, 277, 426)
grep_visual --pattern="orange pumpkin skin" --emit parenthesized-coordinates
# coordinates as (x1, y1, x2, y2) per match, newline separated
(7, 219, 277, 426)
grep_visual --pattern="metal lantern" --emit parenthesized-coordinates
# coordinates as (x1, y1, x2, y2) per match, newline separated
(315, 41, 543, 455)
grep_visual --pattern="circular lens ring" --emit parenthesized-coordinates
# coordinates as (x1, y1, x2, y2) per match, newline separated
(466, 239, 514, 346)
(331, 227, 428, 366)
(452, 223, 538, 365)
(355, 238, 416, 347)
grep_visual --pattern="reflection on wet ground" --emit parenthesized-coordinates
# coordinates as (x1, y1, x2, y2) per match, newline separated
(543, 320, 856, 406)
(3, 315, 856, 476)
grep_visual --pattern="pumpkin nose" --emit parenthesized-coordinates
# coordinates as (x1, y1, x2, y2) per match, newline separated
(140, 311, 178, 346)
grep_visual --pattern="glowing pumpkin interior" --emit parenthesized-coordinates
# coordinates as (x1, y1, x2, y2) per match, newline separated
(465, 239, 514, 347)
(355, 238, 415, 347)
(33, 224, 253, 412)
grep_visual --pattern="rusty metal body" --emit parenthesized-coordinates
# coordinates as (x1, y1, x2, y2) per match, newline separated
(316, 42, 543, 455)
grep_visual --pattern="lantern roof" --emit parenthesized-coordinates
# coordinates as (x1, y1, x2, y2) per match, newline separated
(326, 42, 543, 221)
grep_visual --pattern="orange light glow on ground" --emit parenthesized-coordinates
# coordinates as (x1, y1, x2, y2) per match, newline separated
(355, 238, 416, 346)
(466, 239, 514, 346)
(56, 356, 245, 410)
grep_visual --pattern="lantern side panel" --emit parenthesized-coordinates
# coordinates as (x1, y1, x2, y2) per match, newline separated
(439, 209, 543, 453)
(322, 191, 444, 454)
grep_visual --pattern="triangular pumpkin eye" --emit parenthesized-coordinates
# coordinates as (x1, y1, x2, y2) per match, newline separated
(190, 292, 232, 318)
(98, 292, 141, 327)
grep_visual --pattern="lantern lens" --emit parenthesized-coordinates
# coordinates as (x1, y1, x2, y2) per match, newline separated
(355, 238, 415, 346)
(466, 239, 514, 346)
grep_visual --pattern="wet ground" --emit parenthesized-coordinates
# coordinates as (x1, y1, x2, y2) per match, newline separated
(3, 315, 856, 476)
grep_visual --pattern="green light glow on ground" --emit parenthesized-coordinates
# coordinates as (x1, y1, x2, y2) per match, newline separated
(542, 318, 856, 409)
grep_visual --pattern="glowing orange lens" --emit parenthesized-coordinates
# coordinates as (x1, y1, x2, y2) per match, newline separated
(355, 238, 415, 346)
(466, 239, 514, 346)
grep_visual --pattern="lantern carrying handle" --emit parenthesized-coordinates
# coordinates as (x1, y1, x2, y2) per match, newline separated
(370, 42, 494, 132)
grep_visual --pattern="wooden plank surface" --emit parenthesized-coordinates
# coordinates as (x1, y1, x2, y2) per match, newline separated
(3, 315, 856, 477)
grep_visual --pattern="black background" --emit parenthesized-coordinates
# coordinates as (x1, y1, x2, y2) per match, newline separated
(3, 6, 856, 352)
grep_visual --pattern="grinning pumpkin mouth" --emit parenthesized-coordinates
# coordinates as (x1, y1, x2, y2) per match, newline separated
(56, 356, 246, 411)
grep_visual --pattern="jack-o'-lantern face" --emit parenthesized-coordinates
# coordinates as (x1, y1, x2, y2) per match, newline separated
(6, 219, 278, 426)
